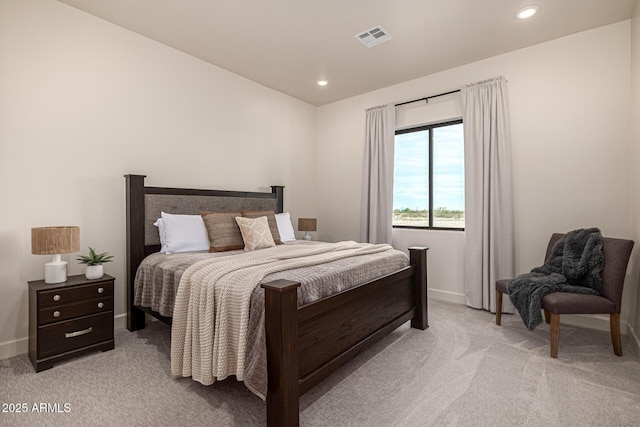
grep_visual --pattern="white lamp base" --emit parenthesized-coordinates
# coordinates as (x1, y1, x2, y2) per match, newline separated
(45, 254, 68, 284)
(303, 232, 312, 241)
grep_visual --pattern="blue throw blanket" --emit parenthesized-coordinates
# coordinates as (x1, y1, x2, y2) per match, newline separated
(508, 228, 604, 329)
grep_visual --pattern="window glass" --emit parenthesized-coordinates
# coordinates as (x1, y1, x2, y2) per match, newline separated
(393, 130, 429, 227)
(433, 124, 464, 228)
(393, 120, 464, 229)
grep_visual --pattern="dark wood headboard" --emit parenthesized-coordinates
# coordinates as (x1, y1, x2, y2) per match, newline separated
(124, 174, 284, 330)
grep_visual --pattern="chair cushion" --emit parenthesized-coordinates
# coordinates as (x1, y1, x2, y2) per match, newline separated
(541, 292, 616, 314)
(496, 279, 511, 294)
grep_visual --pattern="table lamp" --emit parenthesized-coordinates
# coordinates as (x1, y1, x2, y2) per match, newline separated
(31, 226, 80, 284)
(298, 218, 317, 241)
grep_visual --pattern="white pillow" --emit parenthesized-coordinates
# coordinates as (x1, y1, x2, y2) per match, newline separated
(235, 216, 276, 251)
(275, 212, 296, 242)
(153, 218, 168, 253)
(159, 212, 209, 254)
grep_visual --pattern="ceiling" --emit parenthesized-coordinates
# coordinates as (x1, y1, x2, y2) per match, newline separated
(56, 0, 637, 106)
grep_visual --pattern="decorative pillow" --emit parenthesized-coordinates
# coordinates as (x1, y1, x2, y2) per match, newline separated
(159, 212, 210, 254)
(235, 216, 276, 251)
(201, 211, 244, 252)
(275, 212, 296, 242)
(242, 210, 282, 244)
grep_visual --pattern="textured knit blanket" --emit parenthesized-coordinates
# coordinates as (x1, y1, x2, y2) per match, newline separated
(508, 228, 604, 329)
(170, 241, 395, 386)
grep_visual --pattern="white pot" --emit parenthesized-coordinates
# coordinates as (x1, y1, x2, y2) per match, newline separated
(85, 265, 104, 280)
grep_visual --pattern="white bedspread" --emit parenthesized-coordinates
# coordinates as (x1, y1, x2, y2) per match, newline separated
(170, 241, 395, 386)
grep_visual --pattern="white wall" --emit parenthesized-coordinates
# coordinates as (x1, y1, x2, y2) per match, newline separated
(0, 0, 317, 358)
(317, 22, 633, 327)
(630, 2, 640, 356)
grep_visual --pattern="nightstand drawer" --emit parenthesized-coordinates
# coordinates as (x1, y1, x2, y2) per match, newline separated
(39, 297, 113, 325)
(38, 281, 113, 308)
(37, 312, 114, 359)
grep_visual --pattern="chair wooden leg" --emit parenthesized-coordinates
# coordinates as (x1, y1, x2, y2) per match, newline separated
(496, 291, 503, 325)
(549, 313, 560, 358)
(610, 313, 623, 357)
(543, 309, 550, 324)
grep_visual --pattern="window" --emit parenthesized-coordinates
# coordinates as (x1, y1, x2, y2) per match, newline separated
(393, 120, 464, 229)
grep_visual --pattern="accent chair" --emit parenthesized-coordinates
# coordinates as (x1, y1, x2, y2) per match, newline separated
(495, 233, 634, 358)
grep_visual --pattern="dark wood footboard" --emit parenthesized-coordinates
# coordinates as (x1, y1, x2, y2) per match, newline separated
(262, 246, 428, 427)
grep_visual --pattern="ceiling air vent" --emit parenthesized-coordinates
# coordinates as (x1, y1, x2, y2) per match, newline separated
(355, 25, 392, 48)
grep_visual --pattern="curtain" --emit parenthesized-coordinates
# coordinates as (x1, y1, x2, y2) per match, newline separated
(462, 77, 515, 312)
(360, 104, 395, 244)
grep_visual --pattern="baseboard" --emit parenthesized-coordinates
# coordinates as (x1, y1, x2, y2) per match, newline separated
(628, 323, 640, 360)
(114, 312, 127, 330)
(559, 313, 627, 334)
(0, 336, 28, 361)
(428, 288, 466, 305)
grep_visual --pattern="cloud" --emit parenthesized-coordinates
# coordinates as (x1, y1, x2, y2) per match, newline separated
(393, 124, 464, 211)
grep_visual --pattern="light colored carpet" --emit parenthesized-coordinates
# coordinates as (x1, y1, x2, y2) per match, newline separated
(2, 300, 640, 426)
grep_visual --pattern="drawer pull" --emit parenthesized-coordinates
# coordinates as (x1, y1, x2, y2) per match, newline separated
(53, 311, 61, 318)
(97, 287, 104, 294)
(65, 327, 93, 339)
(53, 294, 61, 302)
(97, 302, 104, 309)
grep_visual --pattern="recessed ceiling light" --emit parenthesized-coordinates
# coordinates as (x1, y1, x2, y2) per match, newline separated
(317, 80, 328, 86)
(516, 5, 540, 19)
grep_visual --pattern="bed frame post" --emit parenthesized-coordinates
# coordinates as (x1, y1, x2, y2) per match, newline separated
(261, 279, 301, 427)
(124, 174, 147, 331)
(409, 246, 429, 330)
(271, 185, 284, 214)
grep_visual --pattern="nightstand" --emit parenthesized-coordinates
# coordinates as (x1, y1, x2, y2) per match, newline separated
(28, 274, 115, 372)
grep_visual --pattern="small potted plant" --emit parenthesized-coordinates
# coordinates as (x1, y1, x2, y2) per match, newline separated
(77, 247, 113, 280)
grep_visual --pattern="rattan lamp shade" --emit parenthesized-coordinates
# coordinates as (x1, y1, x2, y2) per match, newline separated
(32, 226, 80, 255)
(31, 226, 80, 284)
(298, 218, 317, 241)
(298, 218, 317, 232)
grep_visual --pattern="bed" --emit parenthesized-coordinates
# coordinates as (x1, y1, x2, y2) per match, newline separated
(124, 174, 429, 426)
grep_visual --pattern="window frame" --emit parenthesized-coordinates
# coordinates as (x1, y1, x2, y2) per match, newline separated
(393, 119, 465, 231)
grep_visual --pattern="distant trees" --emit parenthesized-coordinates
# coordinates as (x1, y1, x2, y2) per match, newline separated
(434, 207, 464, 219)
(393, 207, 464, 220)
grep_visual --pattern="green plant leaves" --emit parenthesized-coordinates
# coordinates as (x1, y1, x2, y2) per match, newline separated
(76, 247, 113, 266)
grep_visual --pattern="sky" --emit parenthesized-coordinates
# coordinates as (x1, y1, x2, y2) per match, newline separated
(393, 123, 464, 211)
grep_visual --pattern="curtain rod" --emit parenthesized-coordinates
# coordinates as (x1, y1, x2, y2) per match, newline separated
(395, 89, 461, 107)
